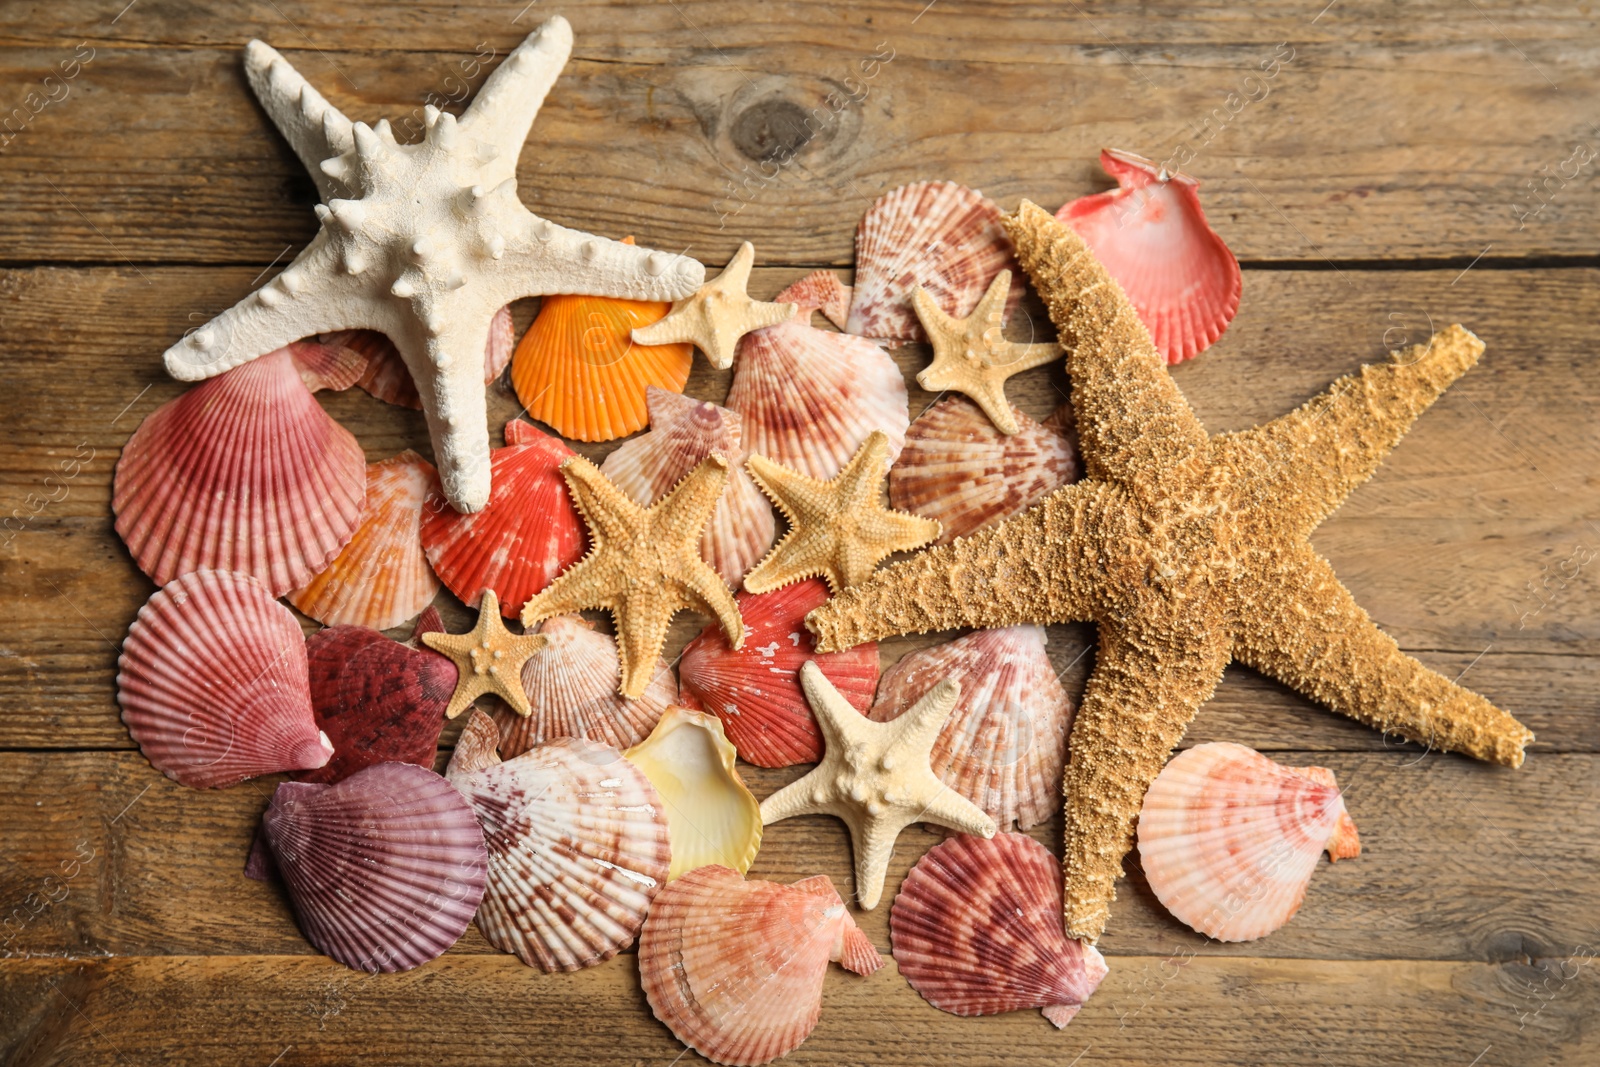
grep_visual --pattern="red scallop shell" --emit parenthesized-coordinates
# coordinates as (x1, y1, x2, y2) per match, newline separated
(262, 762, 487, 973)
(639, 866, 881, 1065)
(1056, 148, 1242, 365)
(116, 570, 333, 788)
(678, 579, 877, 767)
(418, 419, 586, 617)
(891, 832, 1109, 1027)
(113, 347, 366, 595)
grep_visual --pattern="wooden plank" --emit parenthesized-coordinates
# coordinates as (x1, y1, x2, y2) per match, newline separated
(3, 950, 1593, 1067)
(0, 1, 1595, 262)
(1, 264, 1595, 749)
(1, 750, 1594, 964)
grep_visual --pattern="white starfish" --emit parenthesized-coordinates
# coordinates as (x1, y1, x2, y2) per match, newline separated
(162, 16, 705, 513)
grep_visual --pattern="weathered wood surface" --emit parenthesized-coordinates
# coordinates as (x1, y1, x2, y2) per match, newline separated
(2, 0, 1599, 1064)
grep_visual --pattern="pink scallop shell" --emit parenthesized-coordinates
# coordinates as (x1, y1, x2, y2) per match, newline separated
(678, 579, 878, 768)
(1056, 149, 1242, 364)
(780, 269, 853, 331)
(262, 761, 487, 972)
(310, 304, 515, 409)
(891, 832, 1108, 1027)
(113, 347, 366, 596)
(1137, 742, 1361, 942)
(419, 419, 586, 616)
(600, 386, 775, 586)
(870, 626, 1073, 832)
(116, 570, 333, 788)
(444, 712, 671, 972)
(890, 396, 1080, 544)
(288, 451, 442, 630)
(846, 180, 1020, 343)
(492, 614, 677, 759)
(726, 315, 908, 482)
(287, 337, 366, 392)
(639, 865, 881, 1066)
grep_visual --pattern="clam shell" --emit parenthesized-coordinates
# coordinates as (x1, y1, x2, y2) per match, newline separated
(678, 579, 878, 768)
(113, 347, 366, 595)
(419, 419, 586, 616)
(847, 180, 1019, 343)
(299, 623, 458, 784)
(311, 304, 516, 409)
(600, 386, 775, 586)
(262, 762, 487, 972)
(870, 626, 1072, 832)
(726, 316, 908, 482)
(1056, 149, 1241, 365)
(288, 451, 443, 630)
(117, 570, 333, 788)
(1137, 742, 1361, 942)
(493, 614, 676, 759)
(639, 866, 881, 1066)
(624, 706, 763, 879)
(511, 272, 692, 442)
(780, 269, 852, 331)
(890, 396, 1080, 544)
(445, 711, 671, 971)
(891, 832, 1108, 1026)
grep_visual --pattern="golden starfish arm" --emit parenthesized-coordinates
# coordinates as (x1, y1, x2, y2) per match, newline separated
(1061, 622, 1233, 942)
(805, 481, 1106, 652)
(557, 455, 641, 544)
(675, 560, 746, 651)
(614, 592, 678, 699)
(1217, 325, 1487, 536)
(998, 342, 1064, 374)
(846, 811, 913, 910)
(1002, 201, 1208, 486)
(1232, 542, 1533, 767)
(656, 455, 732, 544)
(519, 554, 616, 626)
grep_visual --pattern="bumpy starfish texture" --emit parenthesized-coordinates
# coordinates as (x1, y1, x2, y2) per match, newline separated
(421, 590, 548, 719)
(162, 17, 705, 513)
(760, 662, 996, 909)
(520, 454, 745, 698)
(808, 200, 1534, 942)
(630, 241, 798, 369)
(913, 269, 1061, 435)
(743, 430, 941, 595)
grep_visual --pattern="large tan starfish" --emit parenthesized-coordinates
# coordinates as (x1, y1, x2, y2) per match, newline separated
(913, 269, 1061, 435)
(521, 454, 744, 698)
(629, 241, 798, 369)
(421, 589, 547, 718)
(743, 430, 941, 595)
(807, 200, 1534, 942)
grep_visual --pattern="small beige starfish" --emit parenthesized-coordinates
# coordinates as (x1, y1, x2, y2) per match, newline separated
(743, 431, 941, 595)
(630, 241, 798, 369)
(913, 269, 1061, 435)
(521, 454, 745, 698)
(421, 589, 548, 718)
(760, 662, 996, 909)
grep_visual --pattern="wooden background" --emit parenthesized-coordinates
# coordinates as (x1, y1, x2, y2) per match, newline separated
(2, 2, 1598, 1064)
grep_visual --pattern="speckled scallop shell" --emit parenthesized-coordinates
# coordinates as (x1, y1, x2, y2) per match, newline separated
(511, 243, 693, 441)
(113, 347, 366, 595)
(261, 762, 487, 973)
(678, 579, 878, 768)
(1056, 149, 1241, 364)
(600, 387, 775, 586)
(309, 304, 515, 409)
(846, 180, 1019, 343)
(445, 711, 671, 972)
(870, 626, 1072, 832)
(492, 614, 676, 759)
(288, 451, 442, 630)
(891, 832, 1108, 1027)
(726, 312, 908, 482)
(116, 570, 333, 788)
(419, 419, 586, 617)
(298, 619, 457, 785)
(780, 269, 852, 331)
(639, 866, 882, 1066)
(624, 706, 763, 879)
(1137, 742, 1361, 942)
(890, 396, 1081, 544)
